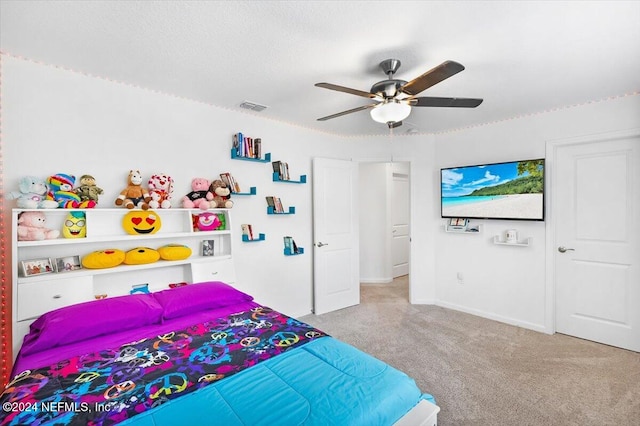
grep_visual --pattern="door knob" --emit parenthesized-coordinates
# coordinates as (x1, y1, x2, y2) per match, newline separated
(316, 242, 328, 247)
(558, 246, 575, 253)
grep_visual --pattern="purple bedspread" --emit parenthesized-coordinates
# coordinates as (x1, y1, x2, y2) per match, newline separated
(2, 305, 327, 426)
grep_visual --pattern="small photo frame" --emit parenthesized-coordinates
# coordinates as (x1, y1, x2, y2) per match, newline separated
(202, 240, 215, 256)
(54, 255, 82, 273)
(21, 258, 55, 277)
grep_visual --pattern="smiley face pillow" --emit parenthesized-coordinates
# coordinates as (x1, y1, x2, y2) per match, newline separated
(82, 249, 126, 269)
(122, 210, 162, 235)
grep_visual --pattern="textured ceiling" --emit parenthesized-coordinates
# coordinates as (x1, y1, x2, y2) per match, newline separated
(1, 0, 639, 137)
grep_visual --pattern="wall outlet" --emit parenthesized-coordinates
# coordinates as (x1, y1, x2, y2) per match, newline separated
(457, 272, 464, 284)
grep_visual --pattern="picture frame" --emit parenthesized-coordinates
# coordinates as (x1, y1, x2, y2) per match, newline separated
(21, 258, 55, 277)
(202, 240, 215, 256)
(54, 255, 82, 273)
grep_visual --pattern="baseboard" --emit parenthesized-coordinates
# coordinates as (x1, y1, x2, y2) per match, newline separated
(360, 278, 393, 284)
(410, 298, 436, 305)
(435, 300, 549, 334)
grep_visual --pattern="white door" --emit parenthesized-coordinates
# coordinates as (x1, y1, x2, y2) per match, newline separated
(312, 157, 359, 315)
(553, 131, 640, 352)
(392, 173, 410, 277)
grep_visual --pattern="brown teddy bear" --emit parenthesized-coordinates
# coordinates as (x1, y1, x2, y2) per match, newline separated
(115, 170, 151, 210)
(209, 179, 234, 208)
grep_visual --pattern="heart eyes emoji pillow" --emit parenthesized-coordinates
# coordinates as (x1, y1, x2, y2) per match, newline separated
(122, 211, 162, 235)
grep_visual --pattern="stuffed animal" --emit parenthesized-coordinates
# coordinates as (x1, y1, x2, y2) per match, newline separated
(148, 173, 174, 209)
(47, 174, 96, 208)
(182, 178, 213, 210)
(209, 179, 234, 208)
(6, 176, 59, 209)
(17, 211, 60, 241)
(74, 174, 104, 205)
(115, 170, 151, 210)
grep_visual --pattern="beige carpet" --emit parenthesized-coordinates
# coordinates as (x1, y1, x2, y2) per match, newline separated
(300, 276, 640, 426)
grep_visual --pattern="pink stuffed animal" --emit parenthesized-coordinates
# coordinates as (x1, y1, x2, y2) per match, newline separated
(182, 178, 213, 210)
(17, 211, 60, 241)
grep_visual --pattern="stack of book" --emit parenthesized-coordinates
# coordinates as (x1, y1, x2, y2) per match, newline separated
(283, 236, 299, 254)
(220, 172, 241, 193)
(272, 161, 290, 180)
(233, 133, 262, 159)
(265, 196, 285, 213)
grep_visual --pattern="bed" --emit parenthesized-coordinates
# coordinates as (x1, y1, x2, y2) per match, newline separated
(1, 281, 439, 425)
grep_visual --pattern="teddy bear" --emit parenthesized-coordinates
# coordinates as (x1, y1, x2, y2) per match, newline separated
(148, 173, 174, 209)
(115, 170, 151, 210)
(17, 211, 60, 241)
(6, 176, 59, 209)
(182, 177, 213, 210)
(74, 174, 104, 205)
(209, 179, 234, 209)
(47, 173, 96, 208)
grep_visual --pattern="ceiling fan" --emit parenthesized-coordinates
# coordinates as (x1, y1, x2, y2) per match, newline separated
(315, 59, 483, 128)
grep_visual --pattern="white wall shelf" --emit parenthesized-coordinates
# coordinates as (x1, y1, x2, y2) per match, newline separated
(492, 236, 532, 247)
(444, 224, 482, 234)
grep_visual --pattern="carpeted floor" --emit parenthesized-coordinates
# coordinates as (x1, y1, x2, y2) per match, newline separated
(299, 276, 640, 426)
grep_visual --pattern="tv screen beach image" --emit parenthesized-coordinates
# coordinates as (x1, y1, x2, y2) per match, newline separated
(441, 159, 544, 220)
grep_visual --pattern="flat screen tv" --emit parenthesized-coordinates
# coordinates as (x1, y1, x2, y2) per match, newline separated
(441, 158, 545, 221)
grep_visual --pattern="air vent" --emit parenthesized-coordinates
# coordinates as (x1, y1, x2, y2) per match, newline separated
(239, 101, 268, 112)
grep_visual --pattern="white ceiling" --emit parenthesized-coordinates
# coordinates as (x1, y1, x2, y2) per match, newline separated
(1, 0, 639, 137)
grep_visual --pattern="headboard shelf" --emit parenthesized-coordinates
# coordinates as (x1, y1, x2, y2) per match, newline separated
(11, 207, 235, 361)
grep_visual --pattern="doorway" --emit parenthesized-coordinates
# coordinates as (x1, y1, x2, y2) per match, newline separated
(549, 129, 640, 352)
(358, 161, 411, 301)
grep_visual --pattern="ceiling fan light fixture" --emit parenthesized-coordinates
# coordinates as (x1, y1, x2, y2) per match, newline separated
(370, 99, 411, 124)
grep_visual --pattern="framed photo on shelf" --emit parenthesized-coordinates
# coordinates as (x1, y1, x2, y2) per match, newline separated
(202, 240, 215, 256)
(54, 255, 82, 273)
(21, 258, 55, 277)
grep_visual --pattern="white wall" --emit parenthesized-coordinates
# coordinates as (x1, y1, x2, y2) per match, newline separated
(0, 55, 393, 318)
(430, 95, 640, 332)
(4, 54, 639, 334)
(358, 162, 391, 283)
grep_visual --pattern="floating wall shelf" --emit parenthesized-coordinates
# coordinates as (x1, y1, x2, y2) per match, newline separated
(267, 206, 295, 215)
(492, 236, 532, 247)
(444, 224, 482, 234)
(231, 149, 271, 163)
(284, 247, 304, 256)
(242, 233, 266, 242)
(272, 172, 307, 184)
(234, 187, 257, 196)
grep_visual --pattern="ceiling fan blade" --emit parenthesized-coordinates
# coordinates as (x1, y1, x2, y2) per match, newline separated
(401, 61, 465, 96)
(315, 82, 378, 99)
(317, 104, 377, 121)
(410, 97, 483, 108)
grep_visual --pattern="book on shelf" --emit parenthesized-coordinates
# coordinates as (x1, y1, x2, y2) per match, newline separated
(266, 196, 284, 213)
(283, 236, 299, 254)
(253, 138, 262, 158)
(220, 172, 241, 193)
(274, 197, 284, 213)
(234, 132, 262, 159)
(241, 224, 254, 240)
(272, 161, 290, 180)
(265, 196, 276, 209)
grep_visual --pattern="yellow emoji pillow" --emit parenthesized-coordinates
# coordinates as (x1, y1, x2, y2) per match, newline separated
(158, 244, 192, 261)
(124, 247, 160, 265)
(82, 249, 126, 269)
(122, 211, 161, 235)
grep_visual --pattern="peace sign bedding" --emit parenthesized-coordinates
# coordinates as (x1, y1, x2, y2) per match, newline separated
(1, 281, 433, 425)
